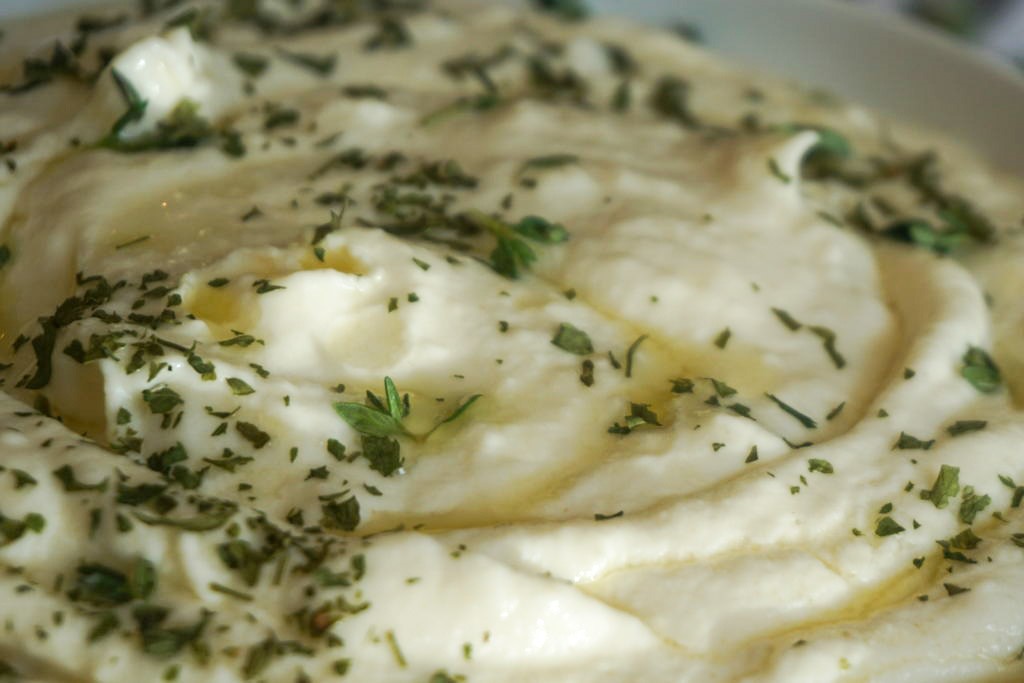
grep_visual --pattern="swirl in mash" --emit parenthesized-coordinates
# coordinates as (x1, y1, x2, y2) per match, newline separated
(1, 1, 1023, 681)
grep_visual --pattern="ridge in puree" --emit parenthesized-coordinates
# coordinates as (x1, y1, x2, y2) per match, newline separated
(0, 1, 1023, 682)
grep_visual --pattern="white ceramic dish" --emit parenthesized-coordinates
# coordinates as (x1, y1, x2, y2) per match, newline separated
(2, 0, 1023, 175)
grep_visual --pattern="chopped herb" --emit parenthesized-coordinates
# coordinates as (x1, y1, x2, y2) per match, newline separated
(670, 378, 694, 394)
(765, 393, 817, 429)
(946, 420, 986, 436)
(772, 307, 802, 331)
(943, 583, 970, 597)
(263, 105, 299, 130)
(277, 48, 337, 76)
(960, 346, 1001, 393)
(826, 401, 846, 421)
(745, 446, 759, 463)
(709, 378, 737, 398)
(921, 465, 960, 509)
(236, 422, 270, 449)
(608, 403, 661, 435)
(713, 328, 731, 349)
(893, 432, 935, 450)
(321, 496, 360, 531)
(958, 487, 991, 525)
(551, 323, 593, 355)
(518, 154, 579, 177)
(580, 359, 595, 387)
(232, 52, 268, 78)
(429, 394, 482, 434)
(226, 378, 255, 396)
(69, 564, 133, 606)
(624, 335, 647, 378)
(115, 235, 151, 250)
(875, 516, 905, 537)
(808, 459, 834, 474)
(808, 326, 846, 369)
(594, 510, 624, 521)
(133, 502, 236, 532)
(142, 385, 183, 414)
(326, 439, 346, 461)
(649, 76, 699, 129)
(357, 434, 402, 476)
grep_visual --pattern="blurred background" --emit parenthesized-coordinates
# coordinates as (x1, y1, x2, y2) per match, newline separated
(853, 0, 1024, 66)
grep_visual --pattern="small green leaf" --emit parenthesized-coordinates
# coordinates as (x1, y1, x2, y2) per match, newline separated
(552, 323, 593, 355)
(961, 346, 1001, 393)
(513, 215, 569, 243)
(920, 465, 959, 509)
(384, 376, 403, 421)
(808, 458, 833, 474)
(875, 516, 904, 537)
(893, 432, 935, 450)
(431, 394, 482, 433)
(517, 154, 579, 177)
(322, 496, 360, 531)
(360, 434, 403, 477)
(946, 420, 987, 436)
(765, 393, 817, 429)
(235, 421, 270, 449)
(226, 378, 254, 396)
(232, 52, 268, 77)
(334, 402, 405, 438)
(959, 488, 991, 525)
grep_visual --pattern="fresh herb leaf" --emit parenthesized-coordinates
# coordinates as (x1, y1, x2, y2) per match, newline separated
(517, 154, 579, 177)
(959, 487, 991, 525)
(133, 502, 237, 532)
(808, 459, 834, 474)
(226, 378, 255, 396)
(608, 403, 661, 435)
(360, 435, 403, 477)
(277, 48, 336, 76)
(771, 307, 802, 331)
(875, 516, 905, 537)
(893, 432, 935, 450)
(235, 422, 270, 449)
(624, 335, 647, 378)
(946, 420, 987, 436)
(551, 323, 593, 355)
(765, 393, 817, 429)
(321, 496, 360, 531)
(430, 394, 482, 433)
(333, 402, 405, 438)
(921, 465, 959, 509)
(649, 76, 699, 129)
(232, 52, 268, 78)
(961, 346, 1001, 393)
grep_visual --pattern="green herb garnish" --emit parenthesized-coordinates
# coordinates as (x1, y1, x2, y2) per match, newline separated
(551, 323, 593, 355)
(960, 346, 1001, 393)
(921, 465, 959, 508)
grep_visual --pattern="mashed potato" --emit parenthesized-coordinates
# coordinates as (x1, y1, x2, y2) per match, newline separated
(1, 1, 1023, 681)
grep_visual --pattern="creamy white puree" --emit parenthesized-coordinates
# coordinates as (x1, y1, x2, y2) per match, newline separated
(1, 1, 1023, 682)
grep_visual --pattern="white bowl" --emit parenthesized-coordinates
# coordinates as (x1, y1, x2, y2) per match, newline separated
(3, 0, 1023, 174)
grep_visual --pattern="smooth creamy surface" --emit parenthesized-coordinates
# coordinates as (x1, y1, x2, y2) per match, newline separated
(1, 2, 1024, 682)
